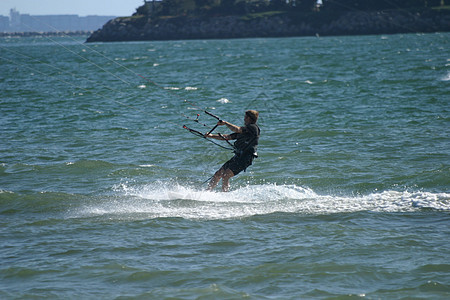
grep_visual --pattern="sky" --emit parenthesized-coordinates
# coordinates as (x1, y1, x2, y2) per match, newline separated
(0, 0, 145, 17)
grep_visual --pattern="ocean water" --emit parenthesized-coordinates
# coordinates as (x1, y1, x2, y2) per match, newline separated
(1, 33, 449, 299)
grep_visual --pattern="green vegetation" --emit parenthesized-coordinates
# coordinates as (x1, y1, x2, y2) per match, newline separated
(135, 0, 317, 17)
(432, 5, 450, 10)
(240, 10, 285, 21)
(320, 0, 445, 11)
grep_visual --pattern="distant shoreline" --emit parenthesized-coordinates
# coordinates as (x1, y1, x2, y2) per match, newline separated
(0, 31, 93, 37)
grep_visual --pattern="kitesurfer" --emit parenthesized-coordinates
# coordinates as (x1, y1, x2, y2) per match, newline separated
(205, 110, 260, 192)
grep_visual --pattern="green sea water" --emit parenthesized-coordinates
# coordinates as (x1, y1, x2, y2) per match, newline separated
(1, 33, 449, 299)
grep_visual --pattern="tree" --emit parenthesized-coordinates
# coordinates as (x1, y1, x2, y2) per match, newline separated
(288, 0, 319, 11)
(322, 0, 431, 11)
(159, 0, 196, 16)
(270, 0, 288, 10)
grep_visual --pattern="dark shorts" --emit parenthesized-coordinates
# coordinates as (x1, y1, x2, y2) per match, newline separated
(221, 153, 254, 176)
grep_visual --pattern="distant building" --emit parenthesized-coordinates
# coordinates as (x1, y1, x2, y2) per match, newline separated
(9, 8, 20, 30)
(0, 15, 8, 31)
(2, 9, 116, 32)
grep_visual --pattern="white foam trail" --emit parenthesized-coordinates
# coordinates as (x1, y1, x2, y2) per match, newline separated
(73, 184, 450, 220)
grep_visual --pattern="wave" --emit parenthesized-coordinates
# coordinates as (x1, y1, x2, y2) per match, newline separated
(70, 183, 450, 220)
(0, 190, 85, 215)
(1, 160, 118, 175)
(441, 71, 450, 81)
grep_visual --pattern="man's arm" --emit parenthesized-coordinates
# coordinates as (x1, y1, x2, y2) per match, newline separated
(204, 120, 242, 140)
(218, 120, 242, 133)
(204, 133, 233, 140)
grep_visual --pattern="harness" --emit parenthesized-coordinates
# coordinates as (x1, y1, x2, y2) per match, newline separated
(233, 124, 260, 158)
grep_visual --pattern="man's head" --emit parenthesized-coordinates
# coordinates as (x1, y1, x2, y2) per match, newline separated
(245, 110, 259, 124)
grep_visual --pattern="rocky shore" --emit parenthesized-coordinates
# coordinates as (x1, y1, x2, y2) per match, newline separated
(86, 9, 450, 43)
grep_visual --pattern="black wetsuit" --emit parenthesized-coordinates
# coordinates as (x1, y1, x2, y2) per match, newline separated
(221, 123, 260, 175)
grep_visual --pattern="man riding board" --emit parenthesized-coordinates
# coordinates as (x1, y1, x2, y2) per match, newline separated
(204, 110, 260, 192)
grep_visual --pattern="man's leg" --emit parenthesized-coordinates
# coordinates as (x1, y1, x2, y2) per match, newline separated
(221, 169, 235, 192)
(207, 167, 224, 191)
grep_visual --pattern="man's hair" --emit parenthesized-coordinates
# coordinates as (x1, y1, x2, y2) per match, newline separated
(246, 110, 259, 123)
